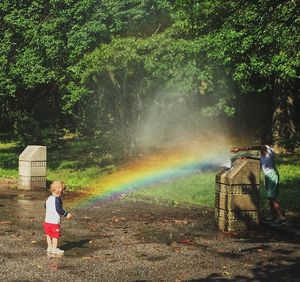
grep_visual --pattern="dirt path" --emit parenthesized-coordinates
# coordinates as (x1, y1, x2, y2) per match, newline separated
(0, 184, 300, 281)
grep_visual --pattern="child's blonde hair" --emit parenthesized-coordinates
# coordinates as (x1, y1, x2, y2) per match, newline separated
(50, 180, 65, 194)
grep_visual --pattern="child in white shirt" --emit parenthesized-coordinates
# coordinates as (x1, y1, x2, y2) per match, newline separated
(231, 134, 286, 226)
(43, 181, 73, 254)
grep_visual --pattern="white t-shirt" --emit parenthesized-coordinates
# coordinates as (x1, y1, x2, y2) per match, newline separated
(260, 145, 275, 175)
(44, 195, 68, 224)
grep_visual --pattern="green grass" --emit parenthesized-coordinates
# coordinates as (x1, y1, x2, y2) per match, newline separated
(0, 137, 299, 213)
(45, 138, 119, 190)
(276, 154, 300, 213)
(129, 172, 215, 207)
(0, 140, 20, 179)
(0, 137, 119, 190)
(131, 154, 300, 213)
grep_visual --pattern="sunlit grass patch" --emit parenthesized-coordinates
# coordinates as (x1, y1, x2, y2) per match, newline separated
(0, 140, 20, 178)
(0, 136, 299, 213)
(0, 137, 118, 188)
(47, 166, 115, 191)
(129, 171, 215, 207)
(132, 154, 300, 211)
(0, 167, 18, 179)
(276, 155, 300, 213)
(0, 141, 18, 150)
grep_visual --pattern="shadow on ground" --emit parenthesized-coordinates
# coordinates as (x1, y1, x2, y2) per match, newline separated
(186, 256, 300, 281)
(60, 239, 92, 252)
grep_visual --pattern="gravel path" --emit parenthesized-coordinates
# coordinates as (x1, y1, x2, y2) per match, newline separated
(0, 184, 299, 281)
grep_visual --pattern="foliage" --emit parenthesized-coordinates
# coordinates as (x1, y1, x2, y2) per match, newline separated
(174, 0, 300, 146)
(68, 30, 237, 146)
(174, 0, 299, 85)
(278, 131, 300, 152)
(0, 0, 299, 150)
(0, 0, 171, 146)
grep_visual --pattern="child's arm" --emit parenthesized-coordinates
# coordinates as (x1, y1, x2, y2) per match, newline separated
(231, 145, 264, 153)
(241, 156, 260, 160)
(55, 197, 70, 218)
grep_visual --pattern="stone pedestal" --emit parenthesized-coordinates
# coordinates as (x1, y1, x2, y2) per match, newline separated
(18, 146, 47, 190)
(215, 159, 261, 232)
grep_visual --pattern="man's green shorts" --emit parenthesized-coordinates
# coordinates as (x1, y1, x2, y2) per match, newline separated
(264, 169, 279, 199)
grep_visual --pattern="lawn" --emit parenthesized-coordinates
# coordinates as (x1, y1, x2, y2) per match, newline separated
(0, 136, 119, 190)
(0, 140, 20, 179)
(0, 137, 299, 213)
(128, 172, 215, 207)
(133, 154, 300, 213)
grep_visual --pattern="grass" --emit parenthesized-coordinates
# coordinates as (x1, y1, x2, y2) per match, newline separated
(0, 140, 20, 179)
(0, 137, 120, 190)
(46, 138, 119, 190)
(129, 172, 215, 207)
(129, 153, 300, 213)
(275, 154, 300, 213)
(0, 137, 299, 213)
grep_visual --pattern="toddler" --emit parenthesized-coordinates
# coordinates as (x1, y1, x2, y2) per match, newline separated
(43, 181, 73, 254)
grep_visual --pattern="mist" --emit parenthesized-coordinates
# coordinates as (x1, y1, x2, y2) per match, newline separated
(132, 91, 232, 169)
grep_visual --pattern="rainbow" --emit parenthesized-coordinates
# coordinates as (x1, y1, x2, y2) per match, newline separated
(68, 141, 230, 210)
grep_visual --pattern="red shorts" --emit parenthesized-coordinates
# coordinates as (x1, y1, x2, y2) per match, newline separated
(43, 222, 60, 238)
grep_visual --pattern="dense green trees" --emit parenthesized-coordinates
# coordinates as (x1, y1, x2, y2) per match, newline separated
(174, 0, 299, 148)
(0, 0, 299, 150)
(0, 0, 169, 146)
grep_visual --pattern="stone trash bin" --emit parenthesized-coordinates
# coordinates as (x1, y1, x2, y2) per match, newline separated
(18, 145, 47, 190)
(215, 158, 261, 232)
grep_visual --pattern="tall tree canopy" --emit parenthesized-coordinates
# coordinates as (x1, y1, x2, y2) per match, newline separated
(0, 0, 299, 150)
(0, 0, 170, 145)
(174, 0, 300, 147)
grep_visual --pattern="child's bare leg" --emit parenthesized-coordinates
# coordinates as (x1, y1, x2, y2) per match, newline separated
(52, 238, 58, 249)
(269, 200, 276, 218)
(271, 199, 285, 218)
(46, 235, 52, 249)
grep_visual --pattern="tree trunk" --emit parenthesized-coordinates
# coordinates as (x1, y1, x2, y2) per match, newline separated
(272, 78, 296, 150)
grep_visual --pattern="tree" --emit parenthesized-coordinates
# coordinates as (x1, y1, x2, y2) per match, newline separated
(69, 27, 236, 154)
(174, 0, 300, 149)
(68, 38, 145, 143)
(0, 0, 171, 145)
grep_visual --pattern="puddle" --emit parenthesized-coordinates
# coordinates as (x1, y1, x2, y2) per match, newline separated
(136, 226, 198, 246)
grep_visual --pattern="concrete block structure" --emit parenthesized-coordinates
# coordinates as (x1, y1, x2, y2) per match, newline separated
(215, 159, 261, 232)
(19, 146, 47, 190)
